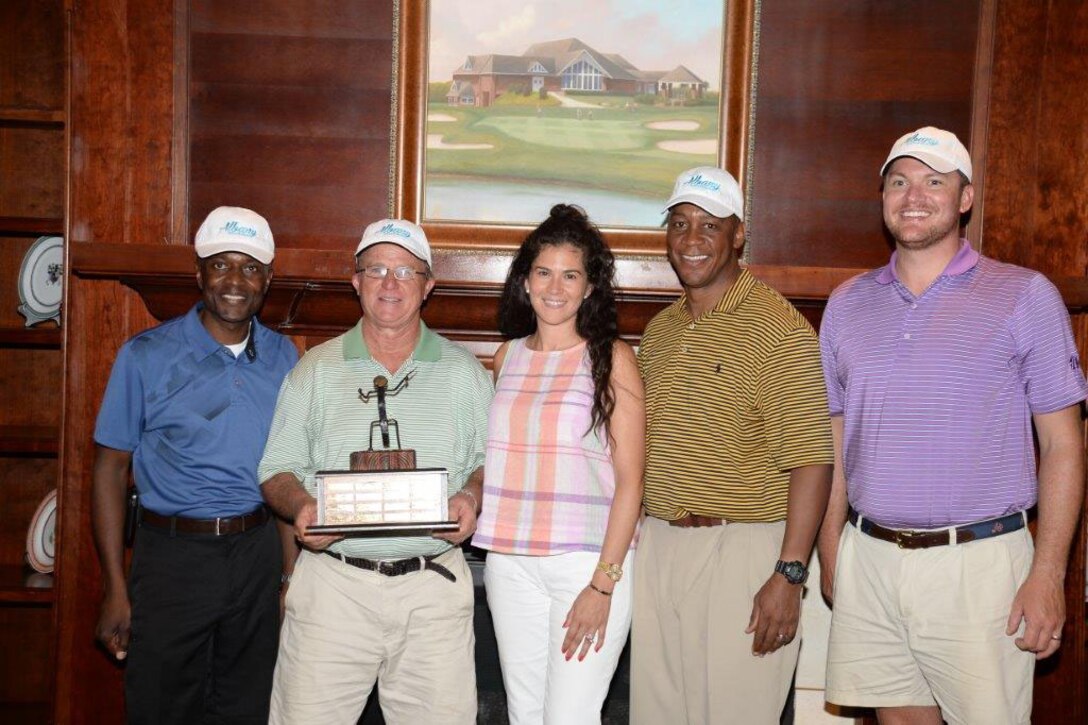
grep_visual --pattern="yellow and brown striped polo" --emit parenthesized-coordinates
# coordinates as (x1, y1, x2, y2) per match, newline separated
(638, 269, 833, 522)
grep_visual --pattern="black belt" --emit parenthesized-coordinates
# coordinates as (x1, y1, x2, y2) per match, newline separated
(323, 550, 457, 583)
(140, 506, 269, 536)
(849, 509, 1025, 549)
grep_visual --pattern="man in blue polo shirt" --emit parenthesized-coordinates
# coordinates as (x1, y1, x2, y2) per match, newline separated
(91, 206, 298, 725)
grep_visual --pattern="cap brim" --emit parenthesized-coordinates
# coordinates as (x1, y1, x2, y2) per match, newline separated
(881, 152, 959, 177)
(663, 193, 741, 219)
(196, 241, 273, 265)
(354, 237, 431, 266)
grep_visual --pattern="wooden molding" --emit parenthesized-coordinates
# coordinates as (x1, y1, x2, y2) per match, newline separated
(70, 242, 1088, 340)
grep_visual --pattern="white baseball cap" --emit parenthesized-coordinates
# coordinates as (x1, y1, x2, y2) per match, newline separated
(663, 166, 744, 220)
(880, 127, 973, 182)
(355, 218, 433, 267)
(194, 206, 275, 264)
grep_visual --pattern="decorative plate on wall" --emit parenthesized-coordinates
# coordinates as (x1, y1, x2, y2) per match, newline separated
(17, 235, 63, 327)
(26, 489, 57, 574)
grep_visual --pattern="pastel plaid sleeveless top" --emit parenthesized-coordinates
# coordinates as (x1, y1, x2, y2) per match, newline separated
(476, 337, 618, 555)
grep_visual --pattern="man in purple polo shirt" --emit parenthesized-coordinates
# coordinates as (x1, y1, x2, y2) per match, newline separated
(817, 127, 1086, 724)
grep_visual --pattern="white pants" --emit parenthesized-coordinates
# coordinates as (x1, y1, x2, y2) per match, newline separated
(484, 550, 634, 725)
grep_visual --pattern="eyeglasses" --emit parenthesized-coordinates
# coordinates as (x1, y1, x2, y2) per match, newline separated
(358, 265, 428, 281)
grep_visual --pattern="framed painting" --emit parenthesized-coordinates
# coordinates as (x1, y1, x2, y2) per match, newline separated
(392, 0, 759, 254)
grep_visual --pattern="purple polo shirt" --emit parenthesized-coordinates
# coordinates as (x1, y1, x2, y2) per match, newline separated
(820, 240, 1087, 528)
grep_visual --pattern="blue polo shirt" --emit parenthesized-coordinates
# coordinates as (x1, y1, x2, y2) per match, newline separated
(95, 304, 298, 518)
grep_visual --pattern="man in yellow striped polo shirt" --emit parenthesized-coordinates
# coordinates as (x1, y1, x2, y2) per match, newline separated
(631, 166, 834, 724)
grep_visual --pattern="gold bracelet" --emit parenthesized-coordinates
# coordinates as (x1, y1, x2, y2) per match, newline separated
(588, 582, 612, 597)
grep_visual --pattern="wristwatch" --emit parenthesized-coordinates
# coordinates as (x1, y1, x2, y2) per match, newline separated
(774, 560, 808, 585)
(596, 561, 623, 583)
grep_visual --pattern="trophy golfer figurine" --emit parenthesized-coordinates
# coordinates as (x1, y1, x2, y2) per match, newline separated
(351, 372, 417, 471)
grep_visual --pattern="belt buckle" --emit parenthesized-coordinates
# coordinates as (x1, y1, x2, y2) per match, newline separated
(378, 561, 395, 576)
(894, 529, 918, 549)
(214, 517, 222, 536)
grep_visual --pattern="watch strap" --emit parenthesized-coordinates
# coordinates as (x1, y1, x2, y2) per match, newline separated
(774, 559, 808, 585)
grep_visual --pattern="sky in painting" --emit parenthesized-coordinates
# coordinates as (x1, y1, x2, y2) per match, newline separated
(427, 0, 724, 90)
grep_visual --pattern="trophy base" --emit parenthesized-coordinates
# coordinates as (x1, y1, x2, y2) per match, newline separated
(350, 449, 417, 471)
(307, 520, 460, 537)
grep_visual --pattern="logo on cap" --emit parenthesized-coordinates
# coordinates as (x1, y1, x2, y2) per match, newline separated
(223, 221, 258, 238)
(903, 133, 940, 147)
(684, 174, 721, 192)
(379, 222, 411, 239)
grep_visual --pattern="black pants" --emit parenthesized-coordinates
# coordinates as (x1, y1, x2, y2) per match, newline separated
(125, 516, 281, 725)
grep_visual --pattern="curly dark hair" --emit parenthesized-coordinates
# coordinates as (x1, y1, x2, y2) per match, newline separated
(498, 204, 619, 438)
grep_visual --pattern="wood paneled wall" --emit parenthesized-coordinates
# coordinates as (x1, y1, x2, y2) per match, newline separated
(749, 1, 981, 269)
(982, 0, 1088, 278)
(56, 0, 173, 721)
(55, 1, 1088, 722)
(188, 0, 394, 249)
(981, 2, 1088, 721)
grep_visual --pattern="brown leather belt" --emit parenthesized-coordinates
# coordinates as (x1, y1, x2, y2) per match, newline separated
(140, 506, 270, 536)
(848, 509, 1025, 549)
(669, 513, 728, 528)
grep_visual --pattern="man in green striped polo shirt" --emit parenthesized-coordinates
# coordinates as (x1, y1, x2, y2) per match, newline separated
(631, 167, 834, 724)
(258, 219, 493, 724)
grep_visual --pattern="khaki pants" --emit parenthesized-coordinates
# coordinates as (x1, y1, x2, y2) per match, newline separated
(631, 517, 798, 725)
(270, 548, 476, 725)
(827, 522, 1034, 724)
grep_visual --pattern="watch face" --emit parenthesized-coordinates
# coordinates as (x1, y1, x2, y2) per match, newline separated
(777, 560, 807, 584)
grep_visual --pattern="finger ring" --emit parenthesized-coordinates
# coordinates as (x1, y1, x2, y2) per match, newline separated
(584, 633, 596, 644)
(1050, 634, 1062, 641)
(776, 633, 786, 641)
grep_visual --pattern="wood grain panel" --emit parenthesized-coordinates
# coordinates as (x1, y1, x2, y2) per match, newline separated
(190, 33, 393, 88)
(1019, 1, 1088, 278)
(56, 277, 156, 725)
(983, 1, 1088, 710)
(749, 1, 980, 268)
(57, 0, 177, 719)
(189, 136, 382, 187)
(68, 0, 174, 246)
(0, 349, 62, 428)
(188, 168, 389, 249)
(189, 85, 392, 139)
(977, 0, 1047, 265)
(0, 128, 65, 219)
(0, 0, 65, 111)
(190, 0, 390, 38)
(0, 605, 55, 706)
(188, 0, 395, 251)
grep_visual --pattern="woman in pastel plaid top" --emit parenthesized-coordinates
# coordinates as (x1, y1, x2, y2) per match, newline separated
(476, 205, 644, 725)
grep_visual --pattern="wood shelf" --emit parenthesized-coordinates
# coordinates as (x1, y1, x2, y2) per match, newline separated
(0, 426, 59, 457)
(0, 216, 63, 236)
(0, 565, 54, 605)
(0, 106, 65, 126)
(67, 243, 1088, 338)
(0, 327, 62, 349)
